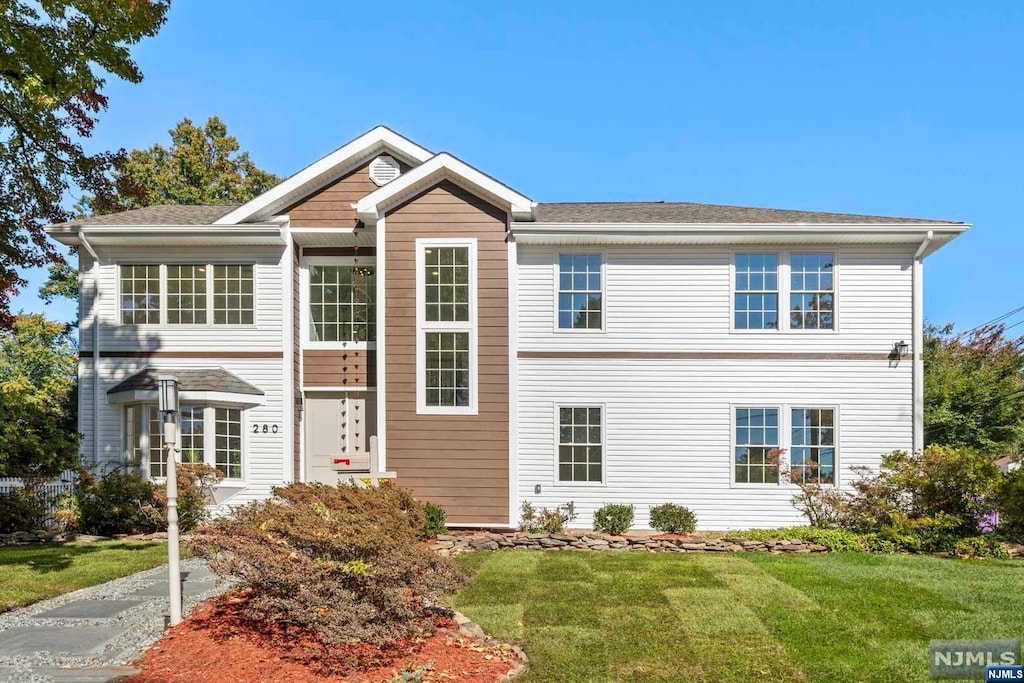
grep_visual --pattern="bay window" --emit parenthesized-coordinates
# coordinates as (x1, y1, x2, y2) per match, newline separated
(124, 404, 245, 480)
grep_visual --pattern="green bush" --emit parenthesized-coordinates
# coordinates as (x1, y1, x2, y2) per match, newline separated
(519, 501, 574, 534)
(952, 535, 1010, 559)
(0, 483, 51, 533)
(997, 468, 1024, 542)
(724, 527, 868, 552)
(593, 503, 634, 535)
(74, 470, 161, 535)
(188, 481, 466, 670)
(649, 503, 697, 534)
(421, 501, 448, 538)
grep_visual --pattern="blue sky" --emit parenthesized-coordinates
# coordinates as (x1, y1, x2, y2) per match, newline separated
(16, 1, 1024, 330)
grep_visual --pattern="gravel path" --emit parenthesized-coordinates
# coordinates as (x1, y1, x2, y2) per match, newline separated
(0, 557, 235, 682)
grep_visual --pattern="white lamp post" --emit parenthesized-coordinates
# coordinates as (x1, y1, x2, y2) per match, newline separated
(157, 375, 182, 626)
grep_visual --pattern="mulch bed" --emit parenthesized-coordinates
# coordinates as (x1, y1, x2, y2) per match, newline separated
(126, 592, 521, 683)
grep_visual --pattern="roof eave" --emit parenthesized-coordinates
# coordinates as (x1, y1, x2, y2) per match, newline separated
(45, 224, 285, 247)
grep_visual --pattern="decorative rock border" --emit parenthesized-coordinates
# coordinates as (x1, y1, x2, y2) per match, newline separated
(430, 531, 830, 555)
(0, 531, 169, 546)
(452, 609, 529, 681)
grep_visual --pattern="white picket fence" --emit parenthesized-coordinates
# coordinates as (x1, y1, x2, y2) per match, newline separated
(0, 471, 77, 522)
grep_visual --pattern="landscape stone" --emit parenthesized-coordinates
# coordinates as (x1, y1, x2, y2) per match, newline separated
(33, 600, 141, 620)
(0, 626, 126, 656)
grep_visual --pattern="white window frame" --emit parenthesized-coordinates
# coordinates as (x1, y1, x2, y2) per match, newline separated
(729, 250, 840, 333)
(415, 238, 478, 415)
(123, 403, 248, 483)
(116, 261, 258, 328)
(552, 402, 607, 486)
(729, 403, 840, 488)
(300, 256, 377, 350)
(552, 251, 606, 333)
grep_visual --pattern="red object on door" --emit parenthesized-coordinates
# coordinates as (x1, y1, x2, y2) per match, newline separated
(333, 458, 351, 466)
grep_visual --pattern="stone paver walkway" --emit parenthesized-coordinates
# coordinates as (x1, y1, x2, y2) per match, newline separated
(0, 558, 233, 683)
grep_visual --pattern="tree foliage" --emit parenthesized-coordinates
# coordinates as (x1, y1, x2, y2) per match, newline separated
(0, 0, 170, 326)
(79, 115, 282, 215)
(0, 314, 79, 478)
(924, 323, 1024, 454)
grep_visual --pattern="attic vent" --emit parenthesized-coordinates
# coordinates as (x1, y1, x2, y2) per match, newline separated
(368, 155, 401, 186)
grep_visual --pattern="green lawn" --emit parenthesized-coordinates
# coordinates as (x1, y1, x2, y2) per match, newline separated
(451, 550, 1024, 683)
(0, 541, 170, 612)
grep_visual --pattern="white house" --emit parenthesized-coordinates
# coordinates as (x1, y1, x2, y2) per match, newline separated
(44, 126, 968, 529)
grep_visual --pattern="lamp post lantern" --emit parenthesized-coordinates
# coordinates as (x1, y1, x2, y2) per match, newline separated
(157, 375, 183, 626)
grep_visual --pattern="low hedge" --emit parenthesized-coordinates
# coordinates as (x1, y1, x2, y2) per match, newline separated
(714, 526, 1010, 558)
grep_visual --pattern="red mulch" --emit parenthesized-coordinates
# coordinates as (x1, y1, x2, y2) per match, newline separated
(126, 593, 520, 683)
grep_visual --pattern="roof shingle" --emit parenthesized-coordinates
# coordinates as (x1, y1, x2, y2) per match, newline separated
(48, 205, 240, 229)
(107, 367, 263, 396)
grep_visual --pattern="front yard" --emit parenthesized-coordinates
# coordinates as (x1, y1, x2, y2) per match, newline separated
(451, 550, 1024, 682)
(0, 541, 169, 612)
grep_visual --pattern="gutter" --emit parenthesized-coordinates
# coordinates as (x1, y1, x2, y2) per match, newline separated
(79, 234, 101, 467)
(912, 230, 934, 453)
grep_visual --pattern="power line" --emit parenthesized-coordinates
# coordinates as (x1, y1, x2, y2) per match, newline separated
(952, 304, 1024, 341)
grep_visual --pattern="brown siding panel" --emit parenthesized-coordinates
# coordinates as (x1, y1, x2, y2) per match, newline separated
(286, 160, 410, 228)
(303, 350, 376, 387)
(385, 181, 510, 526)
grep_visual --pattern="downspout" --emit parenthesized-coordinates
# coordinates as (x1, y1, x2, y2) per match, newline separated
(912, 230, 933, 453)
(79, 232, 101, 467)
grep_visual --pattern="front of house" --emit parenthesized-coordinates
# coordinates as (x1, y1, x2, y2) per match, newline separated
(45, 127, 967, 529)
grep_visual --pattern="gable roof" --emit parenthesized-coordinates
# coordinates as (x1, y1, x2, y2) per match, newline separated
(47, 205, 239, 229)
(355, 152, 535, 223)
(214, 126, 433, 225)
(531, 202, 963, 225)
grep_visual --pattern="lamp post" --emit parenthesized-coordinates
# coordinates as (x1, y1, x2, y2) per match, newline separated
(157, 375, 182, 626)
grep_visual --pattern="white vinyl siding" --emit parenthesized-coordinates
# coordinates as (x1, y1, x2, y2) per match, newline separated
(518, 245, 910, 351)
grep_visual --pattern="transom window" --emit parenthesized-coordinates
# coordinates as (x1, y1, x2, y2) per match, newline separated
(734, 254, 779, 330)
(424, 247, 470, 322)
(790, 253, 834, 330)
(213, 265, 255, 325)
(791, 408, 836, 484)
(120, 265, 161, 324)
(119, 263, 254, 326)
(734, 408, 780, 484)
(424, 332, 470, 407)
(308, 264, 376, 343)
(167, 265, 208, 324)
(124, 404, 245, 480)
(557, 254, 603, 330)
(557, 406, 603, 483)
(417, 240, 477, 414)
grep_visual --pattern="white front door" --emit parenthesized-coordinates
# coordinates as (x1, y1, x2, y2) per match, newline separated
(303, 392, 377, 484)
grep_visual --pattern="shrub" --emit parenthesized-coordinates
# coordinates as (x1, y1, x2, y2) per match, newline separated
(421, 502, 447, 538)
(952, 535, 1010, 559)
(649, 503, 697, 534)
(153, 463, 223, 532)
(997, 467, 1024, 542)
(724, 526, 868, 552)
(74, 470, 162, 535)
(593, 503, 634, 535)
(519, 501, 574, 534)
(0, 483, 51, 533)
(188, 481, 467, 660)
(846, 447, 1002, 535)
(791, 482, 851, 528)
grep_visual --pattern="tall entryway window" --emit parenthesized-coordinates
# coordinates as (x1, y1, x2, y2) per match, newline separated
(304, 257, 376, 347)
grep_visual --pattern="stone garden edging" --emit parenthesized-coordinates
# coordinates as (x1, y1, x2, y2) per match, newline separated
(0, 530, 169, 546)
(429, 530, 830, 555)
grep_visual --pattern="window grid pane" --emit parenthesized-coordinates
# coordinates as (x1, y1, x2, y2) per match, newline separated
(213, 265, 254, 325)
(309, 265, 376, 343)
(734, 254, 779, 330)
(424, 332, 470, 407)
(790, 253, 835, 330)
(125, 405, 144, 468)
(180, 405, 205, 464)
(557, 254, 602, 329)
(148, 406, 166, 478)
(120, 265, 161, 324)
(791, 408, 836, 484)
(557, 406, 603, 482)
(215, 407, 242, 479)
(424, 247, 470, 322)
(734, 408, 780, 484)
(166, 265, 208, 325)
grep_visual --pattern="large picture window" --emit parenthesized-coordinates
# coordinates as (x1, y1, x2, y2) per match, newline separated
(308, 264, 376, 343)
(557, 254, 603, 330)
(557, 406, 603, 483)
(417, 240, 477, 414)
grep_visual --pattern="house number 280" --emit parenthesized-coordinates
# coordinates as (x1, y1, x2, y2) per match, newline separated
(252, 424, 279, 434)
